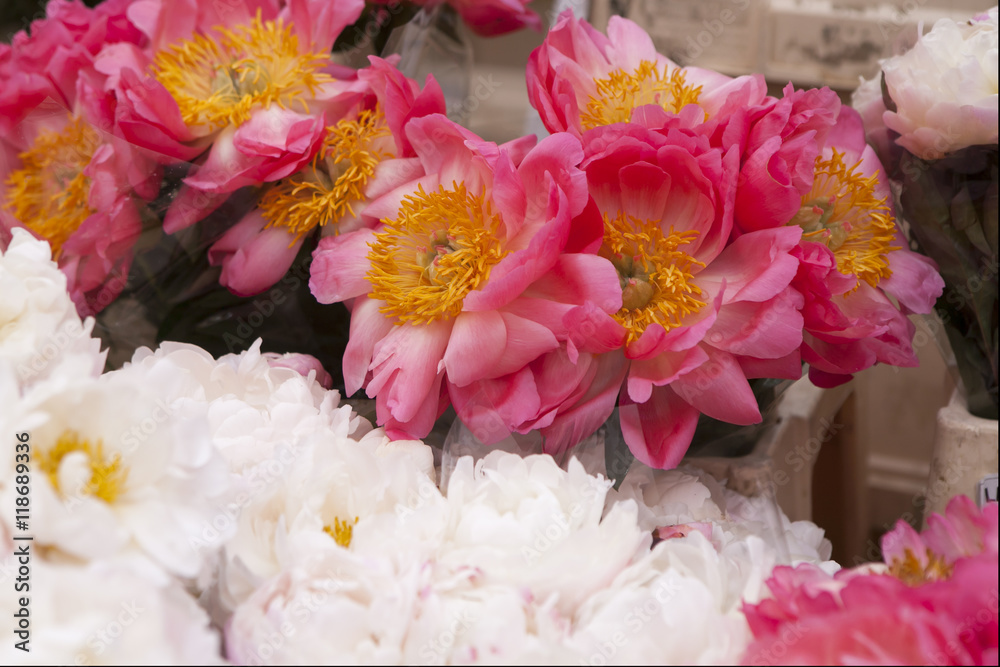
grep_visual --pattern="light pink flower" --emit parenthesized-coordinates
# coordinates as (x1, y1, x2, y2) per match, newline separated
(309, 114, 613, 440)
(526, 12, 766, 138)
(882, 495, 999, 578)
(262, 351, 334, 389)
(208, 57, 446, 297)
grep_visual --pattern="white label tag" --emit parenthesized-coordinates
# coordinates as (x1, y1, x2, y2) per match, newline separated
(978, 474, 998, 508)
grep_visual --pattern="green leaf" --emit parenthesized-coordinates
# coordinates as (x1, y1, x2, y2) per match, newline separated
(603, 409, 634, 490)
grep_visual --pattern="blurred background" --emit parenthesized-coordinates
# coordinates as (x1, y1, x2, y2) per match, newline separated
(1, 0, 992, 564)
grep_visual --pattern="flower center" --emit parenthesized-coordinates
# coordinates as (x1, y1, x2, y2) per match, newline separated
(35, 430, 128, 503)
(151, 11, 332, 131)
(601, 210, 706, 344)
(581, 60, 703, 130)
(888, 547, 954, 586)
(367, 182, 508, 325)
(3, 116, 100, 258)
(790, 149, 899, 290)
(323, 516, 358, 548)
(260, 108, 394, 242)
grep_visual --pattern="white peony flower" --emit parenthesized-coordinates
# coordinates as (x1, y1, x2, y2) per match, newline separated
(0, 228, 105, 388)
(0, 371, 229, 579)
(214, 428, 444, 616)
(569, 534, 754, 665)
(441, 452, 651, 618)
(877, 8, 998, 159)
(0, 555, 224, 665)
(110, 340, 370, 475)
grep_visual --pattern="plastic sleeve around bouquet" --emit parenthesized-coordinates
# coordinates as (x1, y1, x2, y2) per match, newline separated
(894, 144, 998, 420)
(94, 173, 353, 389)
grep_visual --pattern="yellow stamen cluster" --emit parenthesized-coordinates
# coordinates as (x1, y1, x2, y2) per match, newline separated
(35, 431, 128, 504)
(888, 547, 954, 586)
(602, 211, 707, 344)
(367, 182, 508, 325)
(790, 149, 899, 290)
(581, 60, 703, 130)
(260, 108, 394, 242)
(3, 116, 100, 258)
(324, 516, 358, 548)
(152, 11, 332, 130)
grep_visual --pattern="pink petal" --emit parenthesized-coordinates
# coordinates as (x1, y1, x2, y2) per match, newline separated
(210, 210, 303, 297)
(696, 226, 802, 304)
(626, 346, 709, 404)
(706, 290, 805, 359)
(619, 385, 701, 470)
(367, 318, 452, 424)
(342, 296, 395, 396)
(309, 229, 377, 304)
(670, 346, 761, 425)
(449, 366, 541, 446)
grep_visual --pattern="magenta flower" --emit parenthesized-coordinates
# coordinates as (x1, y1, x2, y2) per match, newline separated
(208, 57, 446, 297)
(526, 12, 766, 138)
(309, 114, 613, 439)
(742, 497, 999, 666)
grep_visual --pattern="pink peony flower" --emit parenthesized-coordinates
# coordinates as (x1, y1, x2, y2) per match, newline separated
(309, 114, 615, 440)
(580, 124, 804, 469)
(734, 84, 842, 235)
(526, 12, 766, 138)
(97, 0, 367, 222)
(782, 107, 944, 386)
(742, 497, 999, 666)
(207, 57, 446, 297)
(1, 1, 158, 317)
(0, 0, 146, 136)
(445, 0, 541, 37)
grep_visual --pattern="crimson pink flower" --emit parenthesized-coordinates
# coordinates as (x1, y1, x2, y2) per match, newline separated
(208, 57, 447, 297)
(526, 12, 766, 139)
(742, 497, 999, 666)
(309, 114, 615, 440)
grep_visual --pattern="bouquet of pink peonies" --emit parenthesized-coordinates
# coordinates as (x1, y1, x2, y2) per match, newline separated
(1, 3, 945, 476)
(309, 11, 945, 472)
